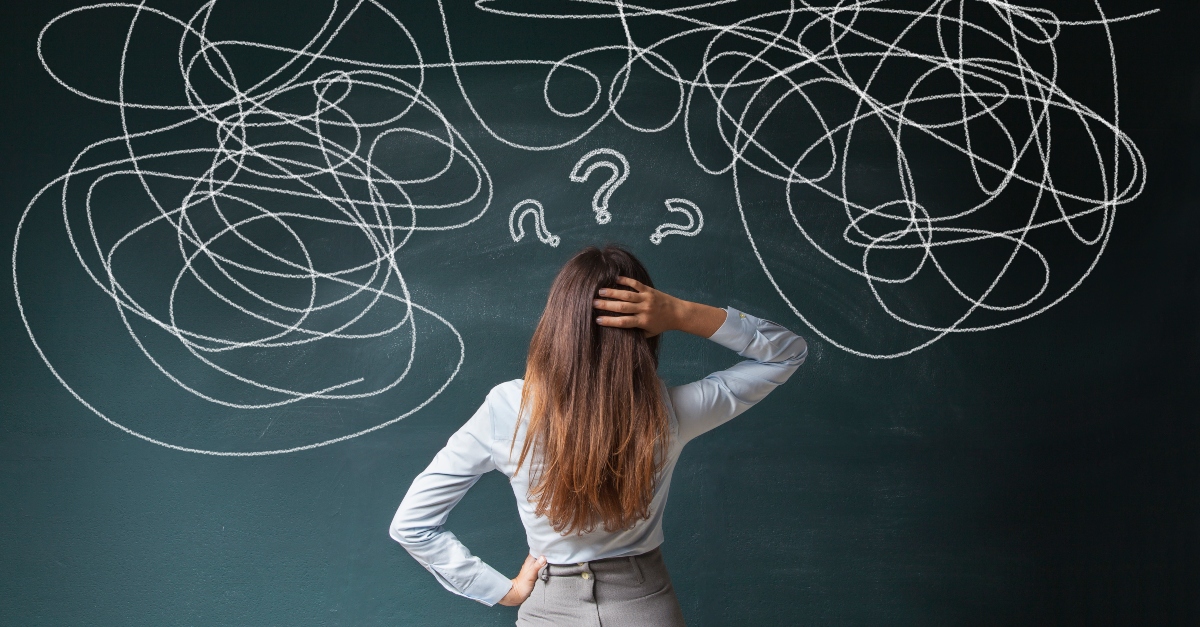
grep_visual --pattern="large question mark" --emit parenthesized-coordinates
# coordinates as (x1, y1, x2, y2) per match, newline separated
(650, 198, 704, 244)
(509, 199, 560, 247)
(569, 148, 629, 225)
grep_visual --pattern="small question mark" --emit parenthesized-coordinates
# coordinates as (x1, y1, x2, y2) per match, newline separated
(650, 198, 704, 244)
(509, 199, 560, 247)
(569, 148, 629, 225)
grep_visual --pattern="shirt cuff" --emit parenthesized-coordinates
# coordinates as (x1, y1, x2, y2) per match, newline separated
(706, 306, 755, 353)
(464, 565, 514, 607)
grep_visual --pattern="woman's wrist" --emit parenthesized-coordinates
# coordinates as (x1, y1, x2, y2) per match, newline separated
(672, 300, 726, 338)
(497, 584, 519, 606)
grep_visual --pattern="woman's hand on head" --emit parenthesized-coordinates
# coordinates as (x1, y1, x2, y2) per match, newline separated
(594, 276, 682, 337)
(498, 554, 546, 606)
(594, 276, 727, 338)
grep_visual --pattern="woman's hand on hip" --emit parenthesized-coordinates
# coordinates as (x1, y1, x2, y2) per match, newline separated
(594, 276, 726, 338)
(498, 554, 546, 606)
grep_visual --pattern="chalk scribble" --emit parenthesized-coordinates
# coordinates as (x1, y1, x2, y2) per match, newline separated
(448, 0, 1154, 358)
(13, 0, 1156, 454)
(15, 1, 489, 454)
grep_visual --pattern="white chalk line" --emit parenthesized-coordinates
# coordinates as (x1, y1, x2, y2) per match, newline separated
(509, 199, 560, 247)
(650, 198, 704, 245)
(569, 148, 630, 225)
(15, 0, 1158, 455)
(432, 0, 1152, 358)
(17, 0, 492, 453)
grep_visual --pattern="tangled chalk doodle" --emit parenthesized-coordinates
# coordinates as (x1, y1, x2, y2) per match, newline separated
(15, 0, 491, 454)
(13, 0, 1157, 454)
(450, 0, 1154, 358)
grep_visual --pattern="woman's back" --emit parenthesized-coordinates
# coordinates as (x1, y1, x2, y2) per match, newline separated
(390, 305, 808, 604)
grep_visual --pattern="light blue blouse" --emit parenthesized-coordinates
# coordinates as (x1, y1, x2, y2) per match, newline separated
(389, 307, 808, 606)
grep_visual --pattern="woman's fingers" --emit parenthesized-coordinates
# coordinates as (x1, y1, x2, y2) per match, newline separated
(593, 298, 637, 313)
(515, 555, 546, 589)
(595, 276, 681, 336)
(498, 555, 546, 606)
(596, 286, 640, 302)
(614, 276, 646, 292)
(596, 314, 642, 328)
(518, 555, 544, 579)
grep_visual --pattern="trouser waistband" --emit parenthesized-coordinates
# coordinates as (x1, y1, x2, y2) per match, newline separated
(537, 546, 658, 583)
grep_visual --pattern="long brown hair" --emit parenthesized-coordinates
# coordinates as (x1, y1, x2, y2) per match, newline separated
(512, 244, 669, 535)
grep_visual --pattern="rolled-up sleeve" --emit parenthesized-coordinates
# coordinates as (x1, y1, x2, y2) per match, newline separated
(669, 307, 808, 443)
(389, 394, 513, 606)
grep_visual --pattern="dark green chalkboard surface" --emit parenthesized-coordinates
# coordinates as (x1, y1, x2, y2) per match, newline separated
(2, 0, 1197, 624)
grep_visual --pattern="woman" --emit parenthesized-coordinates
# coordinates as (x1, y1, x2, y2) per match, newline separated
(390, 244, 808, 625)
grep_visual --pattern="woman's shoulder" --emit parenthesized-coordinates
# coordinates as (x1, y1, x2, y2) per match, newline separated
(488, 378, 524, 400)
(483, 379, 525, 440)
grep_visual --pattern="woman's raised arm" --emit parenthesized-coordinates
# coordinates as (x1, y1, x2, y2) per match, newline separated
(669, 307, 808, 443)
(593, 276, 808, 443)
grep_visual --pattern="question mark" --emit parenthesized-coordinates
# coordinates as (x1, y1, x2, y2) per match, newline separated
(509, 199, 560, 247)
(649, 198, 704, 244)
(569, 148, 629, 225)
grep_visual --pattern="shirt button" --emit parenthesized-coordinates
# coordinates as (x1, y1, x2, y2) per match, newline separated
(739, 312, 746, 318)
(581, 572, 591, 580)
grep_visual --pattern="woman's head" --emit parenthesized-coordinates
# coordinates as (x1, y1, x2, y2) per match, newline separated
(514, 244, 669, 535)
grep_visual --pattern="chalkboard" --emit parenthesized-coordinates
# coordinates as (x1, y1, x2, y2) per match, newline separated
(2, 0, 1196, 624)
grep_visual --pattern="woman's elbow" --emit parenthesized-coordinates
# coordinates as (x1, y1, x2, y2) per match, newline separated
(787, 336, 808, 366)
(390, 521, 443, 552)
(389, 520, 413, 546)
(388, 504, 429, 548)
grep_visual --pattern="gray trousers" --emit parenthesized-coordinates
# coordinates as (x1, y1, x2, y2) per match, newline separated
(515, 547, 687, 626)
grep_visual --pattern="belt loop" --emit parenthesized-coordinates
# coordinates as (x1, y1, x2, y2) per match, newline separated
(629, 555, 644, 584)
